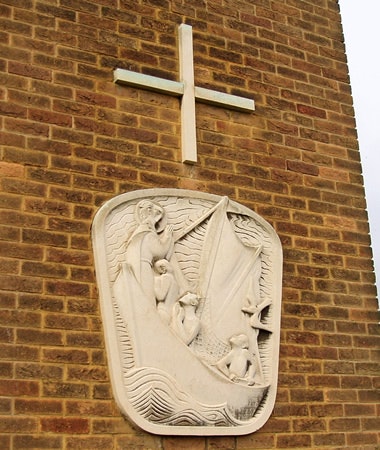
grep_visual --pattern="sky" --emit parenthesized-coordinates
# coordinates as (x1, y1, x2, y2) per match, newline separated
(339, 0, 380, 292)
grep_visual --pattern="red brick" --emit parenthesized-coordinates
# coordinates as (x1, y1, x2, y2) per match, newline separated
(293, 418, 326, 432)
(66, 436, 114, 450)
(22, 229, 68, 247)
(0, 380, 39, 396)
(16, 328, 63, 346)
(0, 417, 37, 433)
(41, 417, 89, 434)
(13, 435, 62, 449)
(42, 348, 89, 364)
(21, 261, 68, 278)
(0, 344, 39, 361)
(329, 417, 360, 432)
(92, 384, 112, 400)
(15, 362, 63, 380)
(276, 433, 312, 448)
(237, 433, 275, 448)
(0, 101, 27, 119)
(290, 388, 324, 402)
(43, 382, 89, 399)
(297, 103, 327, 118)
(8, 88, 51, 110)
(344, 403, 376, 416)
(45, 280, 89, 297)
(8, 61, 51, 81)
(66, 332, 102, 348)
(52, 127, 93, 146)
(117, 434, 163, 449)
(65, 399, 112, 416)
(28, 108, 72, 127)
(0, 275, 42, 292)
(207, 436, 235, 450)
(0, 310, 41, 327)
(4, 117, 49, 137)
(18, 293, 64, 313)
(68, 366, 108, 382)
(313, 433, 345, 447)
(14, 399, 62, 414)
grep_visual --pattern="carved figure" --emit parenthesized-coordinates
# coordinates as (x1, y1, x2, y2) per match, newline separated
(216, 334, 256, 386)
(154, 259, 179, 324)
(124, 200, 174, 300)
(170, 292, 200, 345)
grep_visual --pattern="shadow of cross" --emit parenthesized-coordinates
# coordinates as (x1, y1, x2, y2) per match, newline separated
(114, 24, 255, 163)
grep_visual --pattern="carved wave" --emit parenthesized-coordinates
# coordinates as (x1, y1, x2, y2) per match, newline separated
(113, 298, 135, 371)
(106, 204, 136, 281)
(174, 221, 207, 287)
(125, 367, 243, 427)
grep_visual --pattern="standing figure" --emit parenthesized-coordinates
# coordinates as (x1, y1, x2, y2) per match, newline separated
(124, 200, 174, 300)
(154, 259, 180, 324)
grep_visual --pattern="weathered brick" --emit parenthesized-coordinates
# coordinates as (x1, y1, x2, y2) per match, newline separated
(45, 280, 89, 297)
(0, 380, 39, 396)
(14, 399, 62, 414)
(66, 332, 102, 348)
(22, 229, 68, 247)
(0, 275, 42, 292)
(276, 433, 312, 448)
(66, 436, 114, 450)
(41, 417, 89, 434)
(43, 382, 89, 399)
(4, 117, 49, 137)
(13, 435, 62, 449)
(0, 310, 41, 327)
(313, 433, 345, 447)
(44, 313, 88, 330)
(8, 61, 51, 81)
(0, 417, 37, 433)
(17, 293, 64, 313)
(42, 348, 89, 364)
(163, 437, 206, 450)
(92, 384, 112, 400)
(16, 328, 63, 346)
(0, 344, 39, 362)
(15, 362, 63, 380)
(65, 399, 112, 416)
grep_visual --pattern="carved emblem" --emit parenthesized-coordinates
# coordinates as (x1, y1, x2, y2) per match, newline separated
(92, 189, 282, 435)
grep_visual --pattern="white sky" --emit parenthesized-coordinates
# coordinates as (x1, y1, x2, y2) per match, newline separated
(339, 0, 380, 292)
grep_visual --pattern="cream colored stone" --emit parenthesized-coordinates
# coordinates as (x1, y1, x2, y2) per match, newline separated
(92, 189, 282, 435)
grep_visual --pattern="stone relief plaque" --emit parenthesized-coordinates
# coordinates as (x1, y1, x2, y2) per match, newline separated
(92, 189, 282, 435)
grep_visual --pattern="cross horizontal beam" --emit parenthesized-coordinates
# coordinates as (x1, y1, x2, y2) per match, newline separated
(113, 70, 254, 113)
(114, 69, 184, 97)
(114, 69, 255, 112)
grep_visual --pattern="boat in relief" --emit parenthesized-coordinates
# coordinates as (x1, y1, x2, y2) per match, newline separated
(92, 189, 282, 435)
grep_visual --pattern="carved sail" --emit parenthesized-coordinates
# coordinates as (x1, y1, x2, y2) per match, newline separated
(193, 197, 263, 363)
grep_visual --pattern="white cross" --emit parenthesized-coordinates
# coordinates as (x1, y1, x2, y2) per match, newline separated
(114, 24, 255, 163)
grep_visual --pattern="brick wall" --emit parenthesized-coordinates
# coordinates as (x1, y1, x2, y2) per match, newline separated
(0, 0, 379, 448)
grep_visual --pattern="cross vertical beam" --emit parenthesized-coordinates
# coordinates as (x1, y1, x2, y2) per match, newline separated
(114, 24, 255, 163)
(178, 24, 197, 164)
